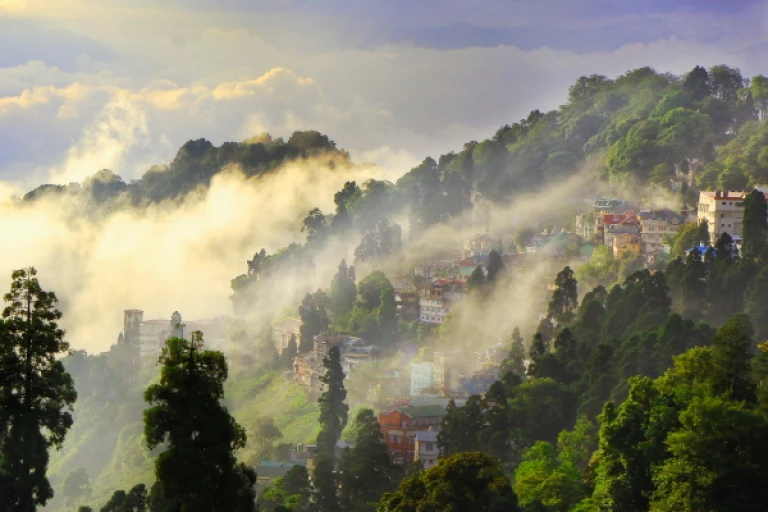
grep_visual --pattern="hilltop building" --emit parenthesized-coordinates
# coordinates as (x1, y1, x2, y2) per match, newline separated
(293, 333, 380, 395)
(378, 405, 446, 465)
(637, 209, 686, 255)
(414, 429, 439, 469)
(273, 317, 301, 355)
(419, 279, 466, 325)
(122, 309, 227, 357)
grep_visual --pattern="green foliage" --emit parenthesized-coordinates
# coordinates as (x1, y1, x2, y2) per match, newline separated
(316, 346, 348, 456)
(378, 452, 519, 512)
(298, 291, 330, 353)
(357, 271, 394, 311)
(742, 189, 768, 261)
(101, 483, 147, 512)
(547, 267, 578, 325)
(143, 332, 256, 511)
(339, 408, 398, 511)
(64, 467, 92, 507)
(330, 260, 357, 318)
(0, 267, 77, 510)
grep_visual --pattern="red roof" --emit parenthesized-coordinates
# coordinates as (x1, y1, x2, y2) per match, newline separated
(603, 214, 638, 225)
(458, 258, 475, 267)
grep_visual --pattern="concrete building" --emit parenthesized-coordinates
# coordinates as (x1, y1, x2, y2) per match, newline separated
(463, 234, 493, 260)
(637, 209, 686, 255)
(697, 190, 748, 243)
(419, 279, 466, 325)
(414, 429, 439, 469)
(293, 333, 380, 395)
(122, 309, 228, 357)
(434, 350, 465, 395)
(612, 233, 641, 260)
(603, 214, 640, 248)
(593, 198, 634, 242)
(409, 361, 436, 396)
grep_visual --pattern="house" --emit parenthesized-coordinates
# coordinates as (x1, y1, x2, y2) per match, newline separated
(273, 317, 301, 355)
(593, 198, 634, 241)
(410, 361, 437, 396)
(378, 405, 447, 465)
(255, 461, 306, 487)
(637, 209, 686, 255)
(391, 277, 416, 294)
(463, 234, 493, 259)
(458, 258, 478, 277)
(475, 343, 506, 370)
(612, 233, 641, 260)
(602, 214, 640, 248)
(458, 367, 500, 396)
(301, 440, 353, 475)
(419, 280, 466, 325)
(414, 429, 439, 469)
(394, 292, 420, 322)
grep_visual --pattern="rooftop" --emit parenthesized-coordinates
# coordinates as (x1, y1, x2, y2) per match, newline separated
(396, 405, 447, 419)
(415, 430, 439, 443)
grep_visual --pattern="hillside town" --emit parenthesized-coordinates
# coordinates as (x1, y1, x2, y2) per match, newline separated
(116, 184, 768, 477)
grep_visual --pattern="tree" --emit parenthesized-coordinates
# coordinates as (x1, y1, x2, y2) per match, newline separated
(316, 346, 349, 456)
(548, 267, 578, 325)
(281, 334, 298, 368)
(357, 271, 393, 311)
(682, 65, 710, 101)
(378, 452, 519, 512)
(742, 189, 768, 261)
(298, 291, 331, 353)
(0, 267, 77, 510)
(750, 74, 768, 121)
(339, 409, 397, 511)
(468, 266, 486, 291)
(501, 327, 527, 379)
(63, 467, 91, 510)
(708, 64, 744, 104)
(255, 416, 283, 462)
(101, 484, 147, 512)
(745, 267, 768, 342)
(437, 395, 483, 457)
(313, 346, 348, 511)
(486, 249, 505, 282)
(696, 219, 710, 245)
(376, 288, 398, 340)
(330, 260, 357, 317)
(143, 332, 256, 511)
(516, 227, 535, 250)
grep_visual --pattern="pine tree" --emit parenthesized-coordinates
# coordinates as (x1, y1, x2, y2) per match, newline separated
(486, 249, 505, 282)
(338, 409, 396, 511)
(0, 267, 77, 510)
(313, 346, 348, 512)
(330, 260, 357, 317)
(143, 332, 256, 511)
(547, 266, 578, 324)
(501, 327, 526, 379)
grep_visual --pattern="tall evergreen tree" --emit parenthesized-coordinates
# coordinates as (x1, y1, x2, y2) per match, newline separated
(0, 267, 77, 510)
(313, 346, 348, 512)
(486, 249, 505, 282)
(501, 327, 526, 379)
(742, 189, 768, 261)
(338, 409, 396, 511)
(298, 291, 330, 353)
(143, 332, 256, 511)
(330, 260, 357, 317)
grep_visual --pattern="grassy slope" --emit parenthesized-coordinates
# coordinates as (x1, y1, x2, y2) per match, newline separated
(46, 363, 319, 510)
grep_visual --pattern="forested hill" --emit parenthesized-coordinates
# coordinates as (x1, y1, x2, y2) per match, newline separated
(22, 131, 348, 205)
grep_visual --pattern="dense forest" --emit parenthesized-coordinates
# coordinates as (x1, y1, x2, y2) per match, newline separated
(4, 63, 768, 511)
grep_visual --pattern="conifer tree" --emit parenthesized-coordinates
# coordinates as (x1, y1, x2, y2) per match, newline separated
(313, 346, 348, 512)
(0, 267, 77, 510)
(742, 189, 768, 260)
(338, 409, 396, 511)
(548, 266, 578, 324)
(143, 332, 256, 511)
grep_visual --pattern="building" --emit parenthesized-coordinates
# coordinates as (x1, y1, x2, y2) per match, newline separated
(394, 292, 420, 322)
(414, 429, 439, 469)
(293, 333, 380, 395)
(378, 405, 447, 465)
(475, 343, 507, 370)
(458, 367, 500, 396)
(603, 214, 640, 248)
(463, 234, 493, 260)
(612, 233, 641, 260)
(593, 198, 633, 241)
(419, 280, 466, 325)
(458, 258, 478, 277)
(697, 190, 749, 243)
(273, 318, 301, 355)
(434, 350, 466, 395)
(410, 361, 436, 396)
(122, 309, 227, 357)
(637, 209, 686, 255)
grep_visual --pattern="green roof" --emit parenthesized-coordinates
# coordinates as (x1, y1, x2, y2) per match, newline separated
(256, 461, 305, 479)
(399, 405, 446, 418)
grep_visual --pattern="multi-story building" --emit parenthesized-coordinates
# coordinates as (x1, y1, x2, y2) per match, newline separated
(593, 198, 633, 242)
(122, 310, 227, 357)
(463, 234, 493, 260)
(378, 405, 447, 465)
(409, 361, 436, 396)
(414, 429, 439, 469)
(603, 214, 640, 248)
(272, 317, 301, 355)
(612, 233, 641, 260)
(419, 280, 466, 325)
(637, 209, 686, 255)
(697, 190, 748, 243)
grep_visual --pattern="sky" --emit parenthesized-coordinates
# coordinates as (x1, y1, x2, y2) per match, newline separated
(2, 0, 768, 188)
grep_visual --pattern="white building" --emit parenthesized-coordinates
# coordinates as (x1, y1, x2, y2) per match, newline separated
(410, 361, 436, 396)
(419, 280, 465, 325)
(414, 429, 439, 469)
(697, 190, 748, 243)
(637, 209, 686, 255)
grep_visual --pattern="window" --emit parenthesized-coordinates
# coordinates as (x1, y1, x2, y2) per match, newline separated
(728, 224, 731, 228)
(722, 201, 726, 205)
(729, 202, 733, 206)
(721, 213, 725, 218)
(425, 443, 434, 451)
